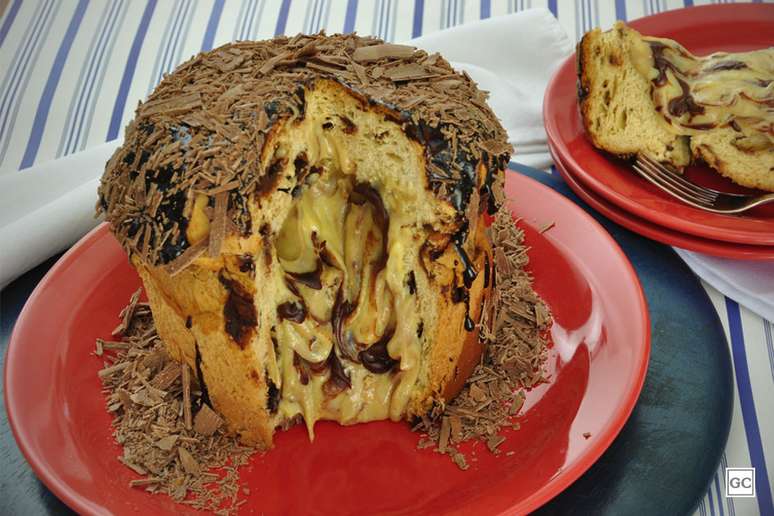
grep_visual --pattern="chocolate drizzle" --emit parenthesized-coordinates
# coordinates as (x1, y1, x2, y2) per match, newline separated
(331, 286, 356, 360)
(193, 341, 210, 406)
(451, 272, 475, 333)
(649, 41, 688, 88)
(324, 350, 351, 395)
(668, 77, 705, 118)
(649, 41, 678, 87)
(237, 254, 255, 275)
(706, 60, 747, 72)
(277, 301, 306, 323)
(218, 273, 257, 348)
(483, 253, 490, 289)
(286, 259, 323, 290)
(454, 241, 478, 289)
(267, 379, 279, 413)
(406, 271, 417, 294)
(350, 183, 390, 265)
(358, 329, 399, 373)
(293, 352, 310, 385)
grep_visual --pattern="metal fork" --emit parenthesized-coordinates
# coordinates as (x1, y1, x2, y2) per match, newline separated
(633, 154, 774, 214)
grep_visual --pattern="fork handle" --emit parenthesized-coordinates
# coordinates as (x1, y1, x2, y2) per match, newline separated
(741, 193, 774, 212)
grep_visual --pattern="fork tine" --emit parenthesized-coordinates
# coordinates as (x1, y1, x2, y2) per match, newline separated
(632, 162, 714, 207)
(639, 155, 719, 200)
(636, 157, 717, 203)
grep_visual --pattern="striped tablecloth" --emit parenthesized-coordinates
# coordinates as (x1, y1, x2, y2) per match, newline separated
(0, 1, 771, 515)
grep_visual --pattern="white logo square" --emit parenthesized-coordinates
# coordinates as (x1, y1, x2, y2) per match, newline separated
(726, 467, 756, 498)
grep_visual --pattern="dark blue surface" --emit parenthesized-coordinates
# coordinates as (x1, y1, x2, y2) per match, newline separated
(510, 163, 734, 516)
(0, 165, 734, 516)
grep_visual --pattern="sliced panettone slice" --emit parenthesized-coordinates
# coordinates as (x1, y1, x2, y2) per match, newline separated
(577, 22, 691, 166)
(578, 22, 774, 191)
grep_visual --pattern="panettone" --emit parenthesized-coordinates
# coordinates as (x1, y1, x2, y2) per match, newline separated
(578, 22, 773, 191)
(98, 33, 511, 448)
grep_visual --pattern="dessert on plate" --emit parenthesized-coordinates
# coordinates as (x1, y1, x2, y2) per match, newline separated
(577, 22, 774, 191)
(98, 33, 513, 449)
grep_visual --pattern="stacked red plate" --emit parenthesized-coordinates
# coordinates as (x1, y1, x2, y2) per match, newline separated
(544, 4, 774, 260)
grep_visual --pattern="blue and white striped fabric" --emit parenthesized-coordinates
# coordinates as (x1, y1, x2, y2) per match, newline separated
(0, 1, 771, 514)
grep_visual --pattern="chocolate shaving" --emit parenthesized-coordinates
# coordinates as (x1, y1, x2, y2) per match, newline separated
(140, 92, 202, 117)
(152, 362, 182, 390)
(479, 138, 513, 157)
(179, 365, 192, 431)
(351, 43, 416, 62)
(98, 362, 131, 379)
(194, 404, 223, 436)
(165, 238, 208, 277)
(438, 417, 451, 453)
(206, 180, 240, 195)
(130, 477, 162, 487)
(208, 192, 228, 257)
(384, 63, 438, 82)
(179, 447, 201, 475)
(156, 435, 179, 451)
(113, 288, 142, 336)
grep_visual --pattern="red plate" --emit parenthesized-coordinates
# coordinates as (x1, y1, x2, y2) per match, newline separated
(544, 4, 774, 246)
(5, 172, 649, 515)
(551, 150, 774, 260)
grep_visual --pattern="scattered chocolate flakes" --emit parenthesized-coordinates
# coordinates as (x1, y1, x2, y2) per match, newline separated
(438, 417, 451, 453)
(140, 92, 202, 117)
(165, 238, 208, 277)
(113, 288, 142, 336)
(208, 192, 229, 257)
(413, 205, 551, 469)
(479, 138, 513, 157)
(194, 404, 224, 437)
(538, 221, 555, 234)
(487, 435, 506, 454)
(96, 291, 254, 513)
(182, 363, 193, 431)
(509, 392, 525, 416)
(98, 361, 131, 379)
(450, 449, 469, 471)
(351, 43, 416, 62)
(156, 435, 179, 451)
(384, 63, 438, 82)
(179, 447, 201, 475)
(130, 477, 162, 487)
(152, 362, 182, 390)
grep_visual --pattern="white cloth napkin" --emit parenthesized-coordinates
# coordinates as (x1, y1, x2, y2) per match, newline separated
(676, 249, 774, 322)
(0, 8, 572, 288)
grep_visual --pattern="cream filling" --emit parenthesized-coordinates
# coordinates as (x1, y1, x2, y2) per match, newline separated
(183, 91, 433, 438)
(629, 35, 773, 149)
(271, 122, 422, 437)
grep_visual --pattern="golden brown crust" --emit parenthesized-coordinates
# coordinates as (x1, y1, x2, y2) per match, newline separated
(435, 222, 491, 403)
(576, 33, 599, 150)
(137, 257, 275, 447)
